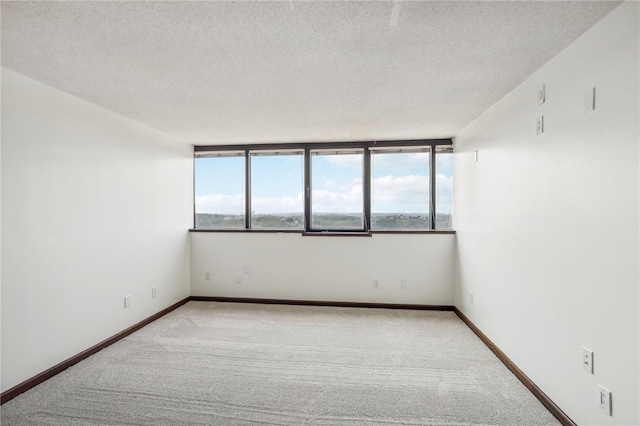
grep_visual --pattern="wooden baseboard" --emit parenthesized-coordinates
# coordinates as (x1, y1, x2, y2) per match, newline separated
(453, 308, 576, 426)
(0, 297, 191, 404)
(190, 296, 455, 311)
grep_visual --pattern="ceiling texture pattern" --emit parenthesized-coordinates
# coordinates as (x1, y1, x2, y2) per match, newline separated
(1, 1, 621, 145)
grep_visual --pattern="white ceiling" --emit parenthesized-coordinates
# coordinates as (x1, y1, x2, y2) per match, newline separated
(1, 1, 620, 146)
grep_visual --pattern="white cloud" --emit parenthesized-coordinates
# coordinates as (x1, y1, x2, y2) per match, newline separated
(436, 174, 453, 211)
(196, 193, 305, 214)
(312, 178, 363, 212)
(323, 154, 363, 168)
(323, 179, 338, 188)
(372, 152, 429, 170)
(371, 173, 453, 213)
(195, 194, 244, 214)
(312, 189, 362, 213)
(436, 153, 453, 170)
(195, 173, 452, 216)
(252, 193, 304, 214)
(372, 175, 428, 211)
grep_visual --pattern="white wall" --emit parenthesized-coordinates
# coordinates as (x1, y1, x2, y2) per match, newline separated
(1, 69, 193, 393)
(454, 3, 639, 425)
(192, 232, 454, 305)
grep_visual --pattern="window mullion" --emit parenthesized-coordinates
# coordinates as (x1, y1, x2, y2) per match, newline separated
(192, 157, 197, 229)
(430, 144, 436, 230)
(304, 147, 311, 232)
(245, 150, 251, 229)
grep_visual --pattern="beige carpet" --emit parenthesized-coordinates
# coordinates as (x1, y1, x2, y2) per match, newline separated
(2, 301, 560, 425)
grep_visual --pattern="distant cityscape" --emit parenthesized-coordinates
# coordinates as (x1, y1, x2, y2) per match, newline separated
(195, 213, 452, 230)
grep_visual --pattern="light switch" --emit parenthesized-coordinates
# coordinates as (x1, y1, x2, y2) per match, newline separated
(536, 116, 544, 135)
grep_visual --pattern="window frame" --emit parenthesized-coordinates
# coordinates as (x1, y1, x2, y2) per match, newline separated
(309, 148, 366, 232)
(193, 150, 246, 230)
(249, 149, 305, 230)
(370, 146, 431, 231)
(193, 139, 453, 234)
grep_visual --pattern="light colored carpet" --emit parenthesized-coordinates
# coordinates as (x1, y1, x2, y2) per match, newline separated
(2, 301, 560, 425)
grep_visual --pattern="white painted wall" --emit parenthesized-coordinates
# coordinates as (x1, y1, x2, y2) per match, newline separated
(454, 3, 639, 425)
(0, 66, 3, 393)
(1, 69, 193, 393)
(191, 232, 454, 305)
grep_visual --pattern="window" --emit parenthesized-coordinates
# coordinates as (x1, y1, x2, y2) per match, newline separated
(435, 147, 453, 230)
(193, 140, 453, 232)
(194, 153, 245, 229)
(250, 151, 304, 229)
(371, 148, 430, 230)
(311, 149, 364, 231)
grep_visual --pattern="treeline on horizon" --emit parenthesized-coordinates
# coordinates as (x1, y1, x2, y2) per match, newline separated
(195, 213, 452, 230)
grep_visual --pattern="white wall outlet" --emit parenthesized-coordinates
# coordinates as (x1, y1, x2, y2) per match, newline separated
(243, 265, 251, 274)
(470, 292, 474, 305)
(584, 87, 596, 113)
(235, 274, 243, 284)
(537, 85, 545, 105)
(400, 279, 408, 289)
(152, 286, 158, 299)
(582, 347, 593, 373)
(599, 385, 612, 416)
(372, 279, 379, 289)
(536, 116, 544, 135)
(124, 295, 131, 309)
(204, 272, 211, 281)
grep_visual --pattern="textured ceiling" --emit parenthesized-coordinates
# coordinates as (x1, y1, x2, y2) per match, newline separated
(1, 1, 621, 145)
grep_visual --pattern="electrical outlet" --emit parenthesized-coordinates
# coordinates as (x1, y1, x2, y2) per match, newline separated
(400, 279, 408, 289)
(124, 295, 131, 309)
(243, 265, 251, 275)
(599, 385, 612, 416)
(372, 279, 379, 289)
(152, 287, 158, 299)
(537, 85, 545, 105)
(582, 347, 593, 373)
(204, 272, 211, 281)
(235, 274, 243, 284)
(536, 116, 544, 135)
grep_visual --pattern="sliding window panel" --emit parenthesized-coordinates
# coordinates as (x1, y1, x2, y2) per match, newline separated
(194, 153, 245, 229)
(371, 149, 430, 230)
(250, 151, 304, 229)
(435, 147, 453, 230)
(311, 149, 365, 231)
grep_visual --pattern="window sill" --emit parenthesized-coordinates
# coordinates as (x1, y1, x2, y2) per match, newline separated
(302, 231, 372, 237)
(371, 230, 455, 235)
(189, 229, 301, 233)
(189, 229, 455, 235)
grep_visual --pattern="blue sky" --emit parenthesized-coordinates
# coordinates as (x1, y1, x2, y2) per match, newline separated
(195, 152, 452, 215)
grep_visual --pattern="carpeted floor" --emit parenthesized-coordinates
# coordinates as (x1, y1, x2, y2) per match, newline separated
(2, 301, 560, 425)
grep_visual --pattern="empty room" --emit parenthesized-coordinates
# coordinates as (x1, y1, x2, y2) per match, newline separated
(1, 1, 638, 425)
